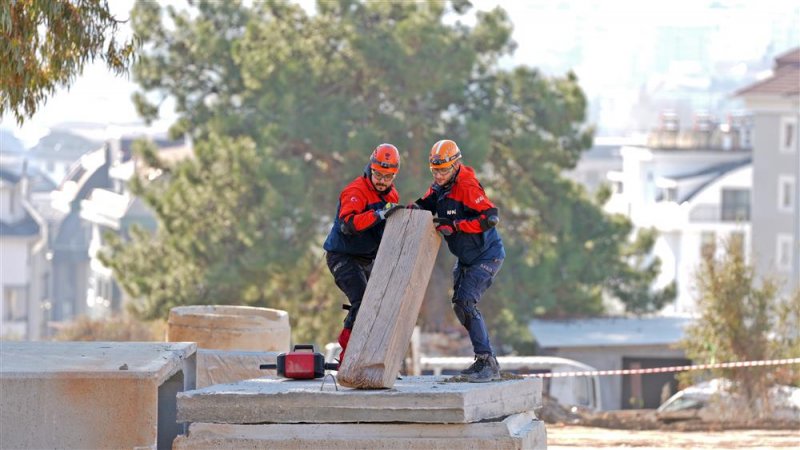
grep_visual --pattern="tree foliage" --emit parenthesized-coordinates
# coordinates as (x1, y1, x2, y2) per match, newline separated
(773, 288, 800, 386)
(0, 0, 134, 124)
(681, 237, 800, 416)
(106, 0, 672, 350)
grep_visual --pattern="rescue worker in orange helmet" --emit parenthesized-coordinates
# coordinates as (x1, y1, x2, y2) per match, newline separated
(323, 143, 404, 364)
(411, 139, 505, 382)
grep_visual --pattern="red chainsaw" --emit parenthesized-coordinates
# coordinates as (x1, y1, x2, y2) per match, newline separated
(260, 344, 339, 379)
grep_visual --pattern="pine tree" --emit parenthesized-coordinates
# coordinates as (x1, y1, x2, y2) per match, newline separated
(106, 0, 674, 350)
(1, 0, 134, 123)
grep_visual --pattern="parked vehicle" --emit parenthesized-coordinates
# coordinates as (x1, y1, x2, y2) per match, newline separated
(657, 378, 800, 422)
(324, 336, 602, 411)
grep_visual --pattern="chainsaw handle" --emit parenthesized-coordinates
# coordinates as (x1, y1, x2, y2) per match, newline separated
(292, 344, 316, 352)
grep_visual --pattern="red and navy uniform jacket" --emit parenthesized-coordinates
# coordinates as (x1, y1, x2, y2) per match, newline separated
(416, 165, 505, 265)
(323, 167, 400, 259)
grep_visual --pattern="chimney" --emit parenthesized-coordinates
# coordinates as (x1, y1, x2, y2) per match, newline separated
(21, 158, 30, 200)
(104, 141, 113, 166)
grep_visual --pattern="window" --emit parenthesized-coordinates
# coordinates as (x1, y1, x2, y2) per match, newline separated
(657, 187, 678, 202)
(740, 126, 753, 149)
(721, 189, 750, 221)
(780, 117, 797, 153)
(776, 234, 794, 271)
(700, 231, 716, 259)
(778, 176, 795, 213)
(3, 287, 27, 321)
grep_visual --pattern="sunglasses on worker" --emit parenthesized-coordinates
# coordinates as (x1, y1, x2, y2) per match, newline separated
(371, 170, 395, 182)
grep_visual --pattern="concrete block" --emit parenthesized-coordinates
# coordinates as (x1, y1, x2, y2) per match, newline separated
(0, 341, 196, 450)
(178, 375, 541, 424)
(338, 209, 441, 389)
(167, 305, 290, 352)
(173, 411, 546, 449)
(196, 349, 278, 388)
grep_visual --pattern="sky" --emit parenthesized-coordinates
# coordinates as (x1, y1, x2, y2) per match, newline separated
(2, 0, 798, 147)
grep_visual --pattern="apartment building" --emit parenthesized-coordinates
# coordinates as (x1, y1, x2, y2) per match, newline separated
(605, 118, 753, 315)
(736, 47, 800, 295)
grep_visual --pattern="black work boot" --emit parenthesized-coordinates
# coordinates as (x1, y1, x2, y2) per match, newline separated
(460, 354, 484, 375)
(466, 354, 501, 383)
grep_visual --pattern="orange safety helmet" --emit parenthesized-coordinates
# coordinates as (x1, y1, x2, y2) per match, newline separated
(429, 139, 462, 169)
(370, 143, 400, 174)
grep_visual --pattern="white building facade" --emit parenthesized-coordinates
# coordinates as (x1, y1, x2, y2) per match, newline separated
(606, 145, 752, 315)
(563, 137, 627, 194)
(0, 168, 49, 340)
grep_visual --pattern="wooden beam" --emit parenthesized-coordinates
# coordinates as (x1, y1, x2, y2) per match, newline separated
(337, 209, 441, 389)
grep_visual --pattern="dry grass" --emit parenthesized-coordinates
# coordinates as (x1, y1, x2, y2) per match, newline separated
(52, 315, 166, 342)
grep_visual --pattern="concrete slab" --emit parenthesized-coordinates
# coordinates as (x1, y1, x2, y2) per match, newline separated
(178, 375, 541, 424)
(173, 412, 546, 449)
(0, 341, 196, 450)
(196, 349, 278, 388)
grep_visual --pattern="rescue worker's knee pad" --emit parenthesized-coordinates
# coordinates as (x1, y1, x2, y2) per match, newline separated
(452, 299, 479, 328)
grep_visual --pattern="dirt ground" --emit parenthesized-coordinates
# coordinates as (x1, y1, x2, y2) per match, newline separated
(539, 396, 800, 449)
(546, 425, 800, 449)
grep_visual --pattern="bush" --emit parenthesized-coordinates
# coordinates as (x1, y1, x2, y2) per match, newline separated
(680, 236, 800, 417)
(52, 315, 166, 342)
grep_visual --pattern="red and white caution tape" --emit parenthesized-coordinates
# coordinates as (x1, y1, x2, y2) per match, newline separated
(525, 357, 800, 378)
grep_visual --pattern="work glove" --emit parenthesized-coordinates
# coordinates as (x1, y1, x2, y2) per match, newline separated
(433, 217, 457, 236)
(480, 214, 500, 229)
(377, 202, 404, 220)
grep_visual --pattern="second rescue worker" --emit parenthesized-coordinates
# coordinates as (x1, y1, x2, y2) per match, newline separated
(323, 144, 404, 364)
(412, 139, 505, 383)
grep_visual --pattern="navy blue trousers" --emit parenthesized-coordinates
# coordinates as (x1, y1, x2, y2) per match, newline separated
(452, 258, 503, 355)
(326, 252, 373, 329)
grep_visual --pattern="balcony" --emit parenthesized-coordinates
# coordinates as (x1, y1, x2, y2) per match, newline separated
(689, 204, 718, 222)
